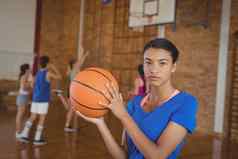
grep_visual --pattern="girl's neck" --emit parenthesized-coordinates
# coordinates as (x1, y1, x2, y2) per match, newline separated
(149, 82, 176, 103)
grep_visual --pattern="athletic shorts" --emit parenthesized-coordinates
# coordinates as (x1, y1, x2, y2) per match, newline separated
(30, 102, 49, 115)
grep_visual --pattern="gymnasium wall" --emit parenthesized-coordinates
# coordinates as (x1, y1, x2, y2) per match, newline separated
(0, 0, 36, 80)
(37, 0, 81, 88)
(82, 0, 221, 134)
(36, 0, 238, 134)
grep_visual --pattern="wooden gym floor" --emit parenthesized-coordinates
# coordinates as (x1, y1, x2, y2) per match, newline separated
(0, 99, 238, 159)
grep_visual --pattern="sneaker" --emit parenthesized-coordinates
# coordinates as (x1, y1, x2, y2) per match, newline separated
(33, 139, 47, 146)
(52, 89, 63, 96)
(18, 136, 30, 143)
(16, 132, 22, 139)
(64, 126, 78, 133)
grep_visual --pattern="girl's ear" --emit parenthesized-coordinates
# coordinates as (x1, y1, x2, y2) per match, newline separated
(171, 63, 177, 73)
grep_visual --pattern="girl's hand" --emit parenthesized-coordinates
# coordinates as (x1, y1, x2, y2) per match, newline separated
(78, 45, 85, 59)
(77, 44, 89, 67)
(99, 83, 128, 120)
(74, 108, 105, 126)
(83, 51, 89, 59)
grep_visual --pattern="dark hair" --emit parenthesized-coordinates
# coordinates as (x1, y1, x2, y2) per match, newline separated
(143, 38, 179, 63)
(69, 59, 77, 70)
(40, 56, 50, 68)
(137, 64, 144, 78)
(19, 63, 30, 80)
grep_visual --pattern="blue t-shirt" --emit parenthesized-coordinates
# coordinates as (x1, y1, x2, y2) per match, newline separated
(126, 92, 198, 159)
(32, 69, 51, 102)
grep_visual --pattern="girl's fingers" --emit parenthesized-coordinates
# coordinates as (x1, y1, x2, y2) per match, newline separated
(98, 101, 111, 109)
(102, 89, 113, 102)
(105, 83, 115, 99)
(110, 82, 117, 96)
(110, 82, 120, 99)
(74, 110, 87, 119)
(75, 110, 99, 122)
(119, 93, 123, 101)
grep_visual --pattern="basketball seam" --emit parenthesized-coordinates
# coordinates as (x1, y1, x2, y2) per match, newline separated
(70, 96, 108, 110)
(85, 68, 112, 83)
(72, 80, 110, 102)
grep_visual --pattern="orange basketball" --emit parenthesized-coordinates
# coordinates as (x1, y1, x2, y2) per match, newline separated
(69, 67, 119, 118)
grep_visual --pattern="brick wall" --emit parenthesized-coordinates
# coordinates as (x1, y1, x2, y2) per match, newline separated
(1, 0, 237, 134)
(102, 0, 222, 133)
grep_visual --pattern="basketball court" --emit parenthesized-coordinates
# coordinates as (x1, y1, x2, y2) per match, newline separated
(0, 0, 238, 158)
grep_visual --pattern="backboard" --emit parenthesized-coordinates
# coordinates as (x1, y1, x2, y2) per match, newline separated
(129, 0, 176, 27)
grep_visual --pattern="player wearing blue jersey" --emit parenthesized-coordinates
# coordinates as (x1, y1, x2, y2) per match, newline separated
(18, 56, 61, 146)
(76, 38, 198, 159)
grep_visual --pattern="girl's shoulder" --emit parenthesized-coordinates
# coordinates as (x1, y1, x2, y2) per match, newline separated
(20, 74, 27, 81)
(172, 91, 198, 111)
(179, 91, 197, 102)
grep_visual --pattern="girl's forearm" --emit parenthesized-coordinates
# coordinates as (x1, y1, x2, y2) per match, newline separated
(97, 121, 127, 159)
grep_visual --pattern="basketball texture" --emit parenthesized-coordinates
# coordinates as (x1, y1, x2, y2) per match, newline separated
(70, 67, 118, 118)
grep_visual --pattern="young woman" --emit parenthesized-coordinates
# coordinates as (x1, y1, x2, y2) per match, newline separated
(18, 56, 62, 146)
(75, 38, 198, 159)
(128, 64, 147, 98)
(16, 64, 31, 138)
(55, 45, 89, 132)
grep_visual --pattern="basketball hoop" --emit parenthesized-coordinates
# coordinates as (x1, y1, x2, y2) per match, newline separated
(129, 0, 176, 27)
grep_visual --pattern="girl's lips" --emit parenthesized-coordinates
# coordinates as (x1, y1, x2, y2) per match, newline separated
(148, 76, 160, 80)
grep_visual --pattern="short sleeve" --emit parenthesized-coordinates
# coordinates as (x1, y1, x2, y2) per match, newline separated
(126, 96, 142, 116)
(171, 95, 198, 134)
(126, 99, 135, 116)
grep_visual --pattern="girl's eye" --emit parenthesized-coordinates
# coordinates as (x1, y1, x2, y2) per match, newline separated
(145, 61, 152, 65)
(159, 62, 167, 65)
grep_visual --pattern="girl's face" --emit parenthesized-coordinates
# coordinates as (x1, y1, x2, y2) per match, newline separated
(143, 48, 176, 87)
(25, 68, 31, 75)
